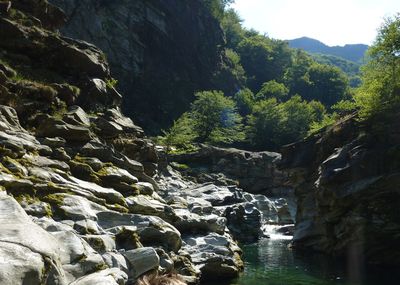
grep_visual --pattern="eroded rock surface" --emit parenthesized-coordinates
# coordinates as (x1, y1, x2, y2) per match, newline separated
(281, 114, 400, 265)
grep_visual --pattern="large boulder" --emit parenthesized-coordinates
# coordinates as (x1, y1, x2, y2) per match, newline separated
(122, 247, 160, 279)
(0, 192, 67, 284)
(181, 233, 243, 282)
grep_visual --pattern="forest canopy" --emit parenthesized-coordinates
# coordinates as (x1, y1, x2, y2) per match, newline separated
(158, 1, 391, 152)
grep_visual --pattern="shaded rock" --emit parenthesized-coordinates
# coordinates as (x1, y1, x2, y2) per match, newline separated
(49, 0, 231, 131)
(95, 117, 124, 138)
(0, 62, 16, 78)
(171, 145, 287, 194)
(0, 1, 11, 15)
(81, 78, 120, 108)
(52, 147, 72, 162)
(51, 83, 80, 106)
(63, 106, 91, 127)
(281, 113, 400, 265)
(0, 69, 7, 84)
(102, 252, 129, 275)
(122, 247, 160, 279)
(36, 116, 92, 143)
(136, 182, 154, 196)
(182, 233, 243, 282)
(11, 0, 66, 30)
(104, 108, 143, 135)
(225, 202, 262, 243)
(81, 140, 144, 173)
(97, 211, 182, 252)
(40, 137, 66, 148)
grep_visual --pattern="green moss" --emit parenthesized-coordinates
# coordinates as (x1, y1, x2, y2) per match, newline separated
(42, 194, 65, 207)
(92, 262, 108, 273)
(87, 237, 106, 251)
(69, 159, 99, 183)
(106, 203, 129, 213)
(105, 78, 118, 89)
(50, 101, 68, 120)
(8, 8, 37, 27)
(170, 162, 190, 171)
(0, 162, 13, 175)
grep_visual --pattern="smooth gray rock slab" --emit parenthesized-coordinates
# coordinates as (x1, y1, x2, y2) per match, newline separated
(122, 247, 160, 279)
(70, 268, 128, 285)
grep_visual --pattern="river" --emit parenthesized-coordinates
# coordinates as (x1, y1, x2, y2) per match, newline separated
(212, 225, 399, 285)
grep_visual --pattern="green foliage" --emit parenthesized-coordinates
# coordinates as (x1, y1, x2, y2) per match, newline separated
(191, 90, 245, 144)
(160, 90, 245, 149)
(246, 98, 281, 149)
(234, 88, 255, 116)
(221, 9, 245, 49)
(284, 49, 349, 107)
(256, 80, 289, 101)
(311, 53, 362, 87)
(354, 13, 400, 119)
(204, 0, 234, 20)
(237, 35, 292, 91)
(305, 63, 349, 107)
(308, 113, 337, 135)
(331, 99, 357, 115)
(247, 95, 326, 149)
(213, 49, 247, 92)
(159, 112, 197, 152)
(105, 78, 118, 89)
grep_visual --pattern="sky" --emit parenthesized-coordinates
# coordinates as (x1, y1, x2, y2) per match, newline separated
(230, 0, 399, 46)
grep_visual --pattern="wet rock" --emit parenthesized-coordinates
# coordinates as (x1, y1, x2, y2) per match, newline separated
(225, 202, 262, 243)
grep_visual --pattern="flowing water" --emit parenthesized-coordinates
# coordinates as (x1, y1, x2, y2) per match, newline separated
(216, 225, 399, 285)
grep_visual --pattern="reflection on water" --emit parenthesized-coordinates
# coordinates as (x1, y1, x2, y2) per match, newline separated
(213, 226, 399, 285)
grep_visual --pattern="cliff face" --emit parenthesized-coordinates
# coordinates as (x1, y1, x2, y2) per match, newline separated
(49, 0, 229, 131)
(0, 1, 248, 284)
(281, 114, 400, 266)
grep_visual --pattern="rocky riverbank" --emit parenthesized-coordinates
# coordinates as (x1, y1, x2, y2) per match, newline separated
(0, 1, 291, 284)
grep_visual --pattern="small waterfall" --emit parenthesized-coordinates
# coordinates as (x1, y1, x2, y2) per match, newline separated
(261, 224, 294, 240)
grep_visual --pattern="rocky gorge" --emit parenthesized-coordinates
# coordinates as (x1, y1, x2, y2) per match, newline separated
(0, 1, 292, 284)
(48, 0, 240, 131)
(1, 1, 400, 285)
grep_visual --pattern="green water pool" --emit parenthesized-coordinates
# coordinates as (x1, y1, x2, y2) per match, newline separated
(209, 236, 399, 285)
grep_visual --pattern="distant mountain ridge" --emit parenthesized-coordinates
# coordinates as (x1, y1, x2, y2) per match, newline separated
(288, 37, 368, 63)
